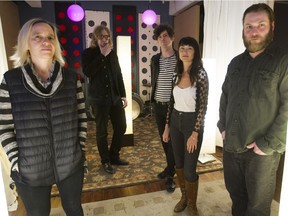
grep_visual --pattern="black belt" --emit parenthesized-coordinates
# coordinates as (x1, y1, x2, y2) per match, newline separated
(173, 109, 195, 115)
(155, 101, 169, 106)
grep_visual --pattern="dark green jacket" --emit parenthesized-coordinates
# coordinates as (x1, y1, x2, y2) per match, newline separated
(218, 42, 288, 154)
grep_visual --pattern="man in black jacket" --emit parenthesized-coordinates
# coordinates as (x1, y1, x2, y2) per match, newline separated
(82, 25, 129, 174)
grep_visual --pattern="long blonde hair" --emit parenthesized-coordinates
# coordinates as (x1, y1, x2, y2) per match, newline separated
(90, 25, 113, 48)
(10, 18, 65, 68)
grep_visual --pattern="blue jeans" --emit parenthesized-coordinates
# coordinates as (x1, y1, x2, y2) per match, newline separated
(15, 167, 84, 216)
(169, 109, 203, 182)
(153, 102, 175, 177)
(93, 99, 126, 163)
(223, 149, 281, 216)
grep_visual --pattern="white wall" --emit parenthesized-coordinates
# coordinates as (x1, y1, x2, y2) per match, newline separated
(0, 16, 8, 80)
(279, 130, 288, 215)
(0, 16, 9, 216)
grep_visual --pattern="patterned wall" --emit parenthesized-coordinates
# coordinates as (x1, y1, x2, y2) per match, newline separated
(84, 10, 110, 48)
(54, 2, 83, 78)
(138, 13, 160, 102)
(54, 3, 161, 103)
(112, 5, 137, 93)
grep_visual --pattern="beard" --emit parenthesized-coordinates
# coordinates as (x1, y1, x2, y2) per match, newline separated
(242, 27, 274, 53)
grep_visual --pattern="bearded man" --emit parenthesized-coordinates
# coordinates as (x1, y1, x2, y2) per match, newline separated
(217, 3, 288, 216)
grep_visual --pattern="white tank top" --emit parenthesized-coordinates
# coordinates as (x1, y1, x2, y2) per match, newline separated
(173, 85, 196, 112)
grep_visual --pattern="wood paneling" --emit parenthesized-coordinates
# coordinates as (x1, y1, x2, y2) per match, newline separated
(174, 5, 200, 48)
(0, 1, 20, 70)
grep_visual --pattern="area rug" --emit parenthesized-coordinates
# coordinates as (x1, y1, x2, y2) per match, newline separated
(51, 116, 223, 196)
(50, 179, 279, 216)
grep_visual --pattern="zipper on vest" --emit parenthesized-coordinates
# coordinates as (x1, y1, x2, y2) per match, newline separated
(46, 98, 59, 182)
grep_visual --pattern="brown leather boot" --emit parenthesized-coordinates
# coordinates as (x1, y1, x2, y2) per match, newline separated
(185, 177, 199, 216)
(174, 169, 187, 212)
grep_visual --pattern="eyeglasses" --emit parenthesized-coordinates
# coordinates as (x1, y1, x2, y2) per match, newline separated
(97, 35, 110, 40)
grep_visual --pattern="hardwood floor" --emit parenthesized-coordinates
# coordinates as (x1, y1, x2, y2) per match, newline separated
(8, 146, 224, 216)
(9, 170, 224, 216)
(8, 146, 283, 215)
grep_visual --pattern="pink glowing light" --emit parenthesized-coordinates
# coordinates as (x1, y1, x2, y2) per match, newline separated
(142, 9, 157, 25)
(67, 4, 84, 22)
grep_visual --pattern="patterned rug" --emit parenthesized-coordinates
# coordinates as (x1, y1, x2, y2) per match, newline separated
(50, 179, 279, 216)
(51, 116, 223, 196)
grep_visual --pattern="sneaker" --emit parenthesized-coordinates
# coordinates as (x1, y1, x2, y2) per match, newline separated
(102, 162, 115, 174)
(157, 169, 168, 179)
(165, 177, 176, 193)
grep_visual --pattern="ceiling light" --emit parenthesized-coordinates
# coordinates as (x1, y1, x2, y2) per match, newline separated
(67, 4, 84, 22)
(142, 9, 157, 25)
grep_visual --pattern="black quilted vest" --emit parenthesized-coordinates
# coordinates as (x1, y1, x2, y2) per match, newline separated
(4, 66, 83, 186)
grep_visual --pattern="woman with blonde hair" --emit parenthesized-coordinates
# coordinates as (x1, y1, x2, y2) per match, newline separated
(0, 18, 87, 216)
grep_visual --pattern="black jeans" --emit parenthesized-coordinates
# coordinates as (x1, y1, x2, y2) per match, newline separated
(169, 109, 203, 182)
(15, 167, 84, 216)
(223, 149, 281, 216)
(93, 99, 126, 164)
(153, 103, 175, 177)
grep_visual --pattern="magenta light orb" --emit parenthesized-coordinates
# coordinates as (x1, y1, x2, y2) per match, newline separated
(142, 9, 157, 25)
(67, 4, 84, 22)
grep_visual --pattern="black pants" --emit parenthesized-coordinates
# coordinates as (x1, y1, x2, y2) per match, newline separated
(15, 167, 84, 216)
(223, 149, 281, 216)
(93, 99, 127, 164)
(169, 109, 203, 182)
(153, 103, 175, 177)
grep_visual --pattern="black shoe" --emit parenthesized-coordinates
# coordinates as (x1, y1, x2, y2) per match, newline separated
(102, 163, 115, 174)
(165, 177, 176, 193)
(110, 159, 129, 166)
(157, 169, 168, 179)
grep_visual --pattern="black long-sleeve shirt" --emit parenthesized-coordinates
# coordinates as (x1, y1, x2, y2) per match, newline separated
(81, 47, 126, 105)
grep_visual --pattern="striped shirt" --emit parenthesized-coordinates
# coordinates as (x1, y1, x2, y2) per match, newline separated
(154, 54, 177, 102)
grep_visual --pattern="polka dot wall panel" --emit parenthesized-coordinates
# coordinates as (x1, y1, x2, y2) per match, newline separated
(54, 2, 83, 78)
(112, 5, 137, 93)
(138, 13, 160, 102)
(84, 10, 110, 48)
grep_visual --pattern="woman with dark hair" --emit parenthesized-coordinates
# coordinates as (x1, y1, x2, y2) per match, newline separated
(163, 37, 209, 215)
